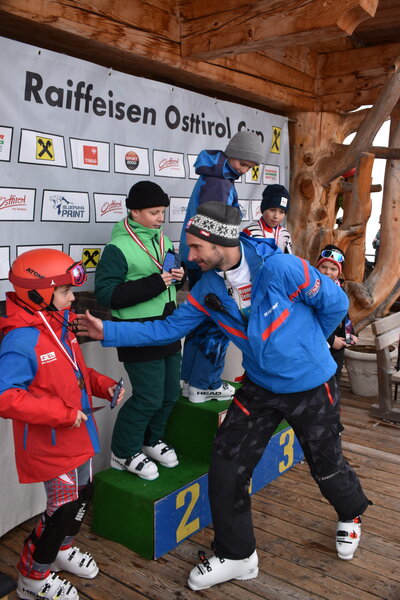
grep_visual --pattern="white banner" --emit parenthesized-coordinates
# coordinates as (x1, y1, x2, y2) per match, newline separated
(0, 36, 289, 299)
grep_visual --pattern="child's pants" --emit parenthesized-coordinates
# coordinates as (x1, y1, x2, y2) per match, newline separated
(18, 459, 92, 579)
(111, 352, 181, 458)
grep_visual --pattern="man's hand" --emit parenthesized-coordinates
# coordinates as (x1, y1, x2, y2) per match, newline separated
(76, 310, 105, 340)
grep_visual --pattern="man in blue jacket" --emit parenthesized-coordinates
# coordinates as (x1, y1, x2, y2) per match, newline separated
(79, 202, 370, 591)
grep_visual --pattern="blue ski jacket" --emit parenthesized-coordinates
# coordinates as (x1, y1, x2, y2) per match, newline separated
(102, 235, 349, 394)
(179, 149, 241, 271)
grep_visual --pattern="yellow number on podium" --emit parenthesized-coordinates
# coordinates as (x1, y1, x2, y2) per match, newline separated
(279, 428, 294, 473)
(176, 483, 200, 543)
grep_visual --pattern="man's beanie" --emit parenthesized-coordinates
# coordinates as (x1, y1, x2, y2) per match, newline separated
(126, 181, 170, 209)
(261, 184, 290, 213)
(186, 202, 241, 247)
(224, 131, 265, 165)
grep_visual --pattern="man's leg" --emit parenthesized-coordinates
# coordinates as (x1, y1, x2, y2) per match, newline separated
(188, 379, 282, 590)
(286, 376, 370, 560)
(209, 380, 283, 558)
(287, 376, 369, 520)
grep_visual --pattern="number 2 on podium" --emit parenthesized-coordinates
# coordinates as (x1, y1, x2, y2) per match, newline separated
(176, 483, 200, 543)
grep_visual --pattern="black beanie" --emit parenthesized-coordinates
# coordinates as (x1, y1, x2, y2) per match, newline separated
(185, 202, 241, 247)
(126, 181, 170, 209)
(261, 184, 290, 213)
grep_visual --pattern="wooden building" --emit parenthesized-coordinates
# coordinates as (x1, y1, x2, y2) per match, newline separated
(1, 0, 400, 325)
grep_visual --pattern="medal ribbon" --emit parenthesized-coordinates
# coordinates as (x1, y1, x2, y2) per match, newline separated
(124, 218, 165, 270)
(259, 218, 281, 243)
(38, 311, 79, 372)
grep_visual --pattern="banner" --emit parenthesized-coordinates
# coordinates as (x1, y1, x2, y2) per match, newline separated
(0, 36, 289, 299)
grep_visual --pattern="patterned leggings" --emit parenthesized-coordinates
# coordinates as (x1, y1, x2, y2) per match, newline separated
(18, 459, 92, 579)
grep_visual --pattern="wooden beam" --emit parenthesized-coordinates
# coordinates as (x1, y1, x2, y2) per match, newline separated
(0, 2, 316, 113)
(319, 41, 400, 78)
(317, 58, 400, 183)
(181, 0, 378, 61)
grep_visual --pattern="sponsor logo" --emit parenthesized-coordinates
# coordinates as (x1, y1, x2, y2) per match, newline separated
(159, 157, 180, 171)
(125, 150, 139, 170)
(238, 284, 252, 303)
(199, 229, 210, 237)
(280, 197, 288, 208)
(251, 165, 260, 181)
(264, 302, 278, 317)
(36, 136, 54, 160)
(306, 279, 321, 298)
(270, 126, 281, 154)
(40, 351, 57, 364)
(26, 267, 45, 278)
(0, 194, 27, 210)
(82, 248, 101, 268)
(100, 199, 123, 216)
(49, 194, 85, 219)
(83, 145, 98, 165)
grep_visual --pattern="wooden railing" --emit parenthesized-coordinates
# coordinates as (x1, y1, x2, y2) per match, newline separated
(371, 312, 400, 423)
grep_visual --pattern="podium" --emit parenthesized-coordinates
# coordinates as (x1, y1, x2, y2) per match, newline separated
(92, 393, 304, 559)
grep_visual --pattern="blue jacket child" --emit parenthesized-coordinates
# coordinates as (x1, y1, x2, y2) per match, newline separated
(179, 130, 265, 401)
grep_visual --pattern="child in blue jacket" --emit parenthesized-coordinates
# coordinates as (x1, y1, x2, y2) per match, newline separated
(179, 131, 265, 403)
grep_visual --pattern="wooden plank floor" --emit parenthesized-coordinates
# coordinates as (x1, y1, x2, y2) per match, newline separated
(1, 370, 399, 600)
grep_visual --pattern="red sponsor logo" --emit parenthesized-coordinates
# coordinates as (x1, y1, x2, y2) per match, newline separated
(0, 194, 27, 210)
(101, 199, 123, 216)
(83, 145, 98, 165)
(125, 151, 139, 170)
(199, 229, 210, 237)
(238, 284, 252, 302)
(159, 158, 180, 171)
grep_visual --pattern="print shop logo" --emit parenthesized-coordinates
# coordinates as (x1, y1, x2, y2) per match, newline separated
(50, 195, 85, 218)
(23, 72, 265, 140)
(0, 194, 27, 210)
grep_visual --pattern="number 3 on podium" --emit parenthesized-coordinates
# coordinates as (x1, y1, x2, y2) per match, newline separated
(279, 428, 294, 473)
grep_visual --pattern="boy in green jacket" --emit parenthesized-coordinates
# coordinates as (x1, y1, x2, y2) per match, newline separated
(95, 181, 185, 480)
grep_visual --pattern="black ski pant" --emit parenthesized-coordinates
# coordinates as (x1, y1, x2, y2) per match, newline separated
(208, 375, 370, 560)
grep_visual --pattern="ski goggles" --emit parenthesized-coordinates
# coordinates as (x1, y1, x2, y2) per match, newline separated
(320, 249, 345, 263)
(9, 260, 87, 289)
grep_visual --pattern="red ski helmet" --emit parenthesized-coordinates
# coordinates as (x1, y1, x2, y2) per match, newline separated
(9, 248, 86, 310)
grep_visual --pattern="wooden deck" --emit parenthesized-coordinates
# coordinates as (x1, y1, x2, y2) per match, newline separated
(1, 370, 399, 600)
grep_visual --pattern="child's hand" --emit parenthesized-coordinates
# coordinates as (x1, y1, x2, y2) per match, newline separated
(350, 334, 358, 345)
(161, 271, 174, 288)
(333, 336, 347, 350)
(170, 266, 185, 282)
(108, 384, 125, 406)
(72, 410, 88, 428)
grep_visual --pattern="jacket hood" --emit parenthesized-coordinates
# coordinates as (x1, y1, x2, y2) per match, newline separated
(195, 149, 240, 180)
(240, 232, 282, 260)
(0, 292, 75, 337)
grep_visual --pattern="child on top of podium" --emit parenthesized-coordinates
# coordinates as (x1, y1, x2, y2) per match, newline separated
(0, 248, 123, 600)
(316, 244, 357, 383)
(243, 183, 293, 254)
(95, 180, 186, 481)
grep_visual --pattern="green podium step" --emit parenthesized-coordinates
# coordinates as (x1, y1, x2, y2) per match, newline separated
(92, 393, 304, 559)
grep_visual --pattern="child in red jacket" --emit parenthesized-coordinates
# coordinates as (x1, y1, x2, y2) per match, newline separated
(0, 248, 124, 600)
